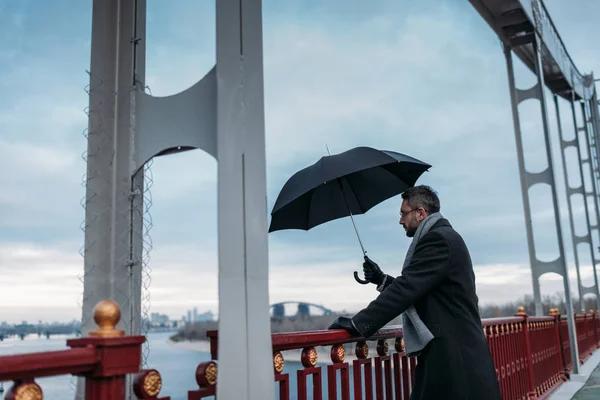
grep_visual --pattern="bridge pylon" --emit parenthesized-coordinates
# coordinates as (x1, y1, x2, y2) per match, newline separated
(80, 0, 274, 399)
(503, 34, 580, 372)
(560, 96, 600, 311)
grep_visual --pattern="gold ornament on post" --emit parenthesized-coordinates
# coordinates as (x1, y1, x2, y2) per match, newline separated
(330, 344, 345, 364)
(273, 351, 285, 374)
(5, 380, 43, 400)
(89, 299, 125, 338)
(195, 361, 218, 388)
(355, 341, 369, 359)
(376, 339, 389, 356)
(133, 369, 163, 398)
(394, 337, 405, 353)
(301, 347, 318, 368)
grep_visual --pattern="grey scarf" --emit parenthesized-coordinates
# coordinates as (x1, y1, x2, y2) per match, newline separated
(401, 212, 443, 357)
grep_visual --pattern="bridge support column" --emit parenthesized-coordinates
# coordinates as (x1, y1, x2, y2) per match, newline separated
(589, 93, 600, 240)
(503, 38, 580, 373)
(82, 0, 146, 340)
(584, 90, 600, 194)
(79, 0, 148, 397)
(214, 0, 275, 398)
(81, 0, 274, 398)
(554, 95, 586, 310)
(581, 97, 600, 234)
(79, 1, 147, 398)
(566, 98, 600, 310)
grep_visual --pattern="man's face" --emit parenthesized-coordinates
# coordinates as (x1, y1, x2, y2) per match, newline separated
(399, 199, 427, 237)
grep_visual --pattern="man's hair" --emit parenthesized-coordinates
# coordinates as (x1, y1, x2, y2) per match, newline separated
(401, 185, 440, 214)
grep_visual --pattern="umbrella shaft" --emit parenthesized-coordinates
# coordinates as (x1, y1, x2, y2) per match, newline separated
(336, 177, 366, 256)
(349, 212, 366, 256)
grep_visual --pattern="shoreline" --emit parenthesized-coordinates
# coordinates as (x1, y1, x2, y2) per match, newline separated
(166, 339, 361, 364)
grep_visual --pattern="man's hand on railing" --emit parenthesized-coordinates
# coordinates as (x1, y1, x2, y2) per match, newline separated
(327, 316, 361, 336)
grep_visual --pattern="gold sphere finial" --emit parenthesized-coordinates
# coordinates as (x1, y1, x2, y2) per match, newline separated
(89, 299, 125, 337)
(517, 306, 525, 315)
(6, 381, 43, 400)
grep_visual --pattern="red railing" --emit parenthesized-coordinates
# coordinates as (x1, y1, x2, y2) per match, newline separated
(576, 309, 600, 363)
(205, 326, 417, 400)
(0, 300, 170, 400)
(0, 301, 599, 399)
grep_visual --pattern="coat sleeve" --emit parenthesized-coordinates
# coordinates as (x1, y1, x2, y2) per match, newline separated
(352, 231, 451, 338)
(376, 274, 395, 292)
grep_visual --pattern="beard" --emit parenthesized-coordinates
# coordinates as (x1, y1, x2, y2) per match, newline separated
(404, 224, 417, 237)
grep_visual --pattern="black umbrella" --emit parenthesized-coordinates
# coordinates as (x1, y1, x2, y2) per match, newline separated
(268, 146, 431, 283)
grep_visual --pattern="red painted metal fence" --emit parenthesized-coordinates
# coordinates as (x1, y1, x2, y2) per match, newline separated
(0, 300, 599, 399)
(0, 300, 170, 400)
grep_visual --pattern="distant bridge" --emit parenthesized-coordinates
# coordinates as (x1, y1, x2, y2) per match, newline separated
(0, 326, 80, 341)
(270, 301, 333, 318)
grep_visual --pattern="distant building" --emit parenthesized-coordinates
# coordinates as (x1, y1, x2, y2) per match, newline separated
(150, 313, 170, 326)
(194, 311, 214, 322)
(183, 308, 215, 323)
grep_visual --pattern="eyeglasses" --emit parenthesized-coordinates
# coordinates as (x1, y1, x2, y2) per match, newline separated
(400, 208, 420, 218)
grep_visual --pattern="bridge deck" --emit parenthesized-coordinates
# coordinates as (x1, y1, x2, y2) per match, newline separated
(572, 363, 600, 400)
(550, 349, 600, 400)
(469, 0, 595, 100)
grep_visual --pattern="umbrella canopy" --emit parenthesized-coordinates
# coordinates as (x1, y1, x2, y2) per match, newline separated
(268, 146, 431, 233)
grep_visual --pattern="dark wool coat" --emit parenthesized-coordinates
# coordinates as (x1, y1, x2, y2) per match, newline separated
(352, 219, 502, 400)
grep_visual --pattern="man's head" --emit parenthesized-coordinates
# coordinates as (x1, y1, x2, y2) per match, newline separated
(399, 185, 440, 237)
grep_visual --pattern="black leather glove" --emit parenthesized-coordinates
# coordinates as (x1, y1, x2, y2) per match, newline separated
(327, 316, 361, 336)
(363, 255, 385, 285)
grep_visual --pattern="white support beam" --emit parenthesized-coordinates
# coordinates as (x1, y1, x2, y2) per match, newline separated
(215, 0, 275, 398)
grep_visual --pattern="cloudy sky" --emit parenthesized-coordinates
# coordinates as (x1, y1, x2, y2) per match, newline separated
(1, 0, 600, 323)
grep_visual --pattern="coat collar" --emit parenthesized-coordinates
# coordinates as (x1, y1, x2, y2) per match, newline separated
(431, 218, 451, 229)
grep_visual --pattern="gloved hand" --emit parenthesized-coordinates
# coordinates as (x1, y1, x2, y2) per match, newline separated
(363, 255, 385, 285)
(327, 316, 361, 336)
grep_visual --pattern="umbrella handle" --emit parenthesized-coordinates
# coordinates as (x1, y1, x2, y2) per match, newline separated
(353, 271, 370, 285)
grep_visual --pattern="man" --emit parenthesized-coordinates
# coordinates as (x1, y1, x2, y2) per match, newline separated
(328, 185, 501, 399)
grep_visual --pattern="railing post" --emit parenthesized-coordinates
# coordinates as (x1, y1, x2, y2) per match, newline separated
(581, 310, 589, 360)
(516, 306, 537, 399)
(597, 310, 600, 347)
(550, 309, 569, 380)
(67, 300, 145, 400)
(591, 310, 599, 350)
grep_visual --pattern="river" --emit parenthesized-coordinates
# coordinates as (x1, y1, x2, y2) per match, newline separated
(0, 331, 367, 399)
